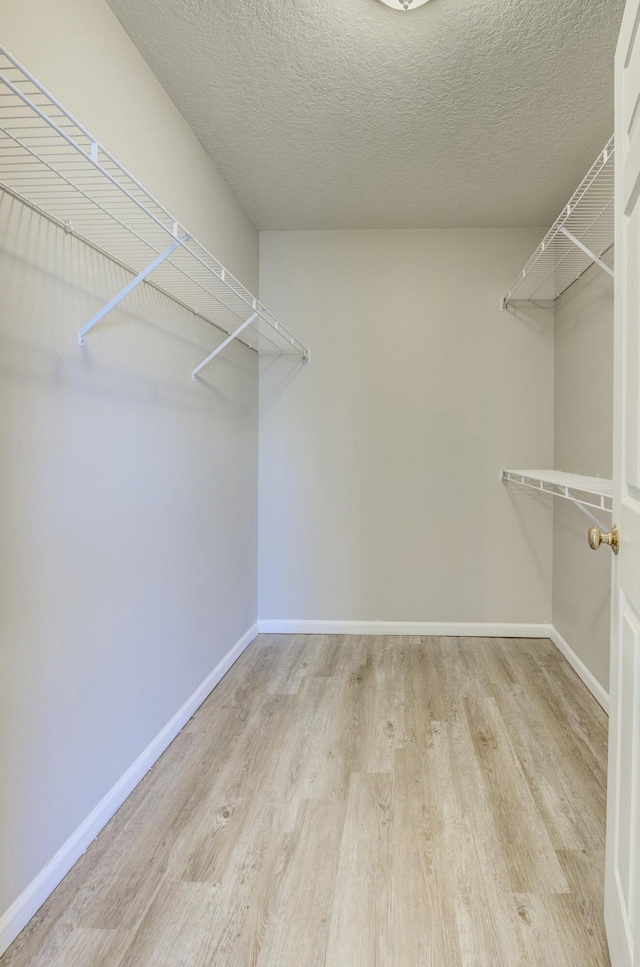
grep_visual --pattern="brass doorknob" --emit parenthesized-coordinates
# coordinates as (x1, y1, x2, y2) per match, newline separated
(588, 524, 619, 555)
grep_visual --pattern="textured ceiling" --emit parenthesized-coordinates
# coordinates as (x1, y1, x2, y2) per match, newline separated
(107, 0, 623, 229)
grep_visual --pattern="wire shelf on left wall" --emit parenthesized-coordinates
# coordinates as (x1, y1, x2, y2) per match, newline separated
(0, 46, 310, 376)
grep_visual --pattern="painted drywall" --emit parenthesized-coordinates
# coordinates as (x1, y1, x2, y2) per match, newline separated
(0, 0, 259, 926)
(553, 256, 614, 694)
(259, 229, 554, 624)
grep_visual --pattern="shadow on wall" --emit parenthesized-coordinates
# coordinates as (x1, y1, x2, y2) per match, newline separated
(502, 484, 554, 608)
(259, 352, 309, 415)
(501, 303, 555, 334)
(0, 194, 258, 414)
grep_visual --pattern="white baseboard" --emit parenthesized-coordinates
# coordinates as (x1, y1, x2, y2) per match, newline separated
(0, 621, 259, 958)
(258, 619, 552, 638)
(549, 625, 609, 713)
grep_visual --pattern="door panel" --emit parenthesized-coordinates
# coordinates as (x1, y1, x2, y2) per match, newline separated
(623, 203, 640, 492)
(617, 604, 639, 917)
(607, 1, 640, 963)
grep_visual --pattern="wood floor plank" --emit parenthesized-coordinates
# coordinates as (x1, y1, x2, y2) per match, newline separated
(312, 642, 378, 801)
(440, 637, 489, 693)
(256, 799, 346, 967)
(168, 694, 295, 883)
(556, 847, 607, 908)
(325, 773, 393, 967)
(365, 636, 411, 772)
(178, 807, 290, 966)
(1, 635, 610, 967)
(404, 638, 446, 738)
(549, 893, 611, 966)
(434, 715, 514, 895)
(311, 634, 347, 678)
(493, 684, 605, 850)
(116, 880, 205, 967)
(269, 676, 341, 832)
(454, 892, 530, 967)
(266, 635, 313, 695)
(390, 745, 462, 966)
(463, 696, 569, 894)
(41, 928, 133, 967)
(538, 659, 609, 762)
(512, 893, 574, 967)
(498, 666, 608, 838)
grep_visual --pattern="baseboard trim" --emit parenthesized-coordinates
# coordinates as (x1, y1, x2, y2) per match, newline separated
(549, 625, 609, 714)
(0, 621, 259, 958)
(258, 619, 552, 638)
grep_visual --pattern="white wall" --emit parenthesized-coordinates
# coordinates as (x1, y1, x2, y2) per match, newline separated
(0, 0, 259, 935)
(553, 256, 614, 694)
(259, 229, 554, 625)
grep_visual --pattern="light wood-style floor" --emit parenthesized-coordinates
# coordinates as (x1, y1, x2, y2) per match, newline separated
(2, 635, 610, 966)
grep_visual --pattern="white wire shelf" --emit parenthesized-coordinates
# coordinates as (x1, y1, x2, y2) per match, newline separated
(501, 137, 614, 310)
(501, 468, 612, 529)
(0, 47, 309, 375)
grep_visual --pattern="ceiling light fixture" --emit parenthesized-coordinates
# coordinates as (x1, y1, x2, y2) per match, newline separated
(377, 0, 432, 10)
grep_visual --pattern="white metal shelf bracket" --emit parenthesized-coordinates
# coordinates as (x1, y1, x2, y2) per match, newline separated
(558, 226, 614, 279)
(570, 499, 609, 532)
(191, 312, 259, 379)
(77, 235, 188, 346)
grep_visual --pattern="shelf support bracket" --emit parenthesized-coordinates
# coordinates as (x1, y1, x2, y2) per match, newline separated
(569, 498, 609, 532)
(558, 226, 614, 279)
(77, 235, 187, 346)
(191, 312, 259, 380)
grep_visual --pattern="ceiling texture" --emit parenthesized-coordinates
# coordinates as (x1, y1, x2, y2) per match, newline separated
(107, 0, 624, 230)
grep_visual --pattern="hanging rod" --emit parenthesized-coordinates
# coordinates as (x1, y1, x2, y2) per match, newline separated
(501, 468, 612, 530)
(0, 46, 310, 372)
(501, 136, 614, 310)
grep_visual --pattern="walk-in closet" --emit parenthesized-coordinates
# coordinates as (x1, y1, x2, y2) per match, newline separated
(0, 0, 637, 964)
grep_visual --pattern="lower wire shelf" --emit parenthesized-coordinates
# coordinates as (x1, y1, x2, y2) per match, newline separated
(501, 469, 612, 528)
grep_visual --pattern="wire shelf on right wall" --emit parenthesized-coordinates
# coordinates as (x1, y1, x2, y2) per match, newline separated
(501, 136, 614, 310)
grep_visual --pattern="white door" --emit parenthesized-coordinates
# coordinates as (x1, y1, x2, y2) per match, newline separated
(606, 3, 640, 963)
